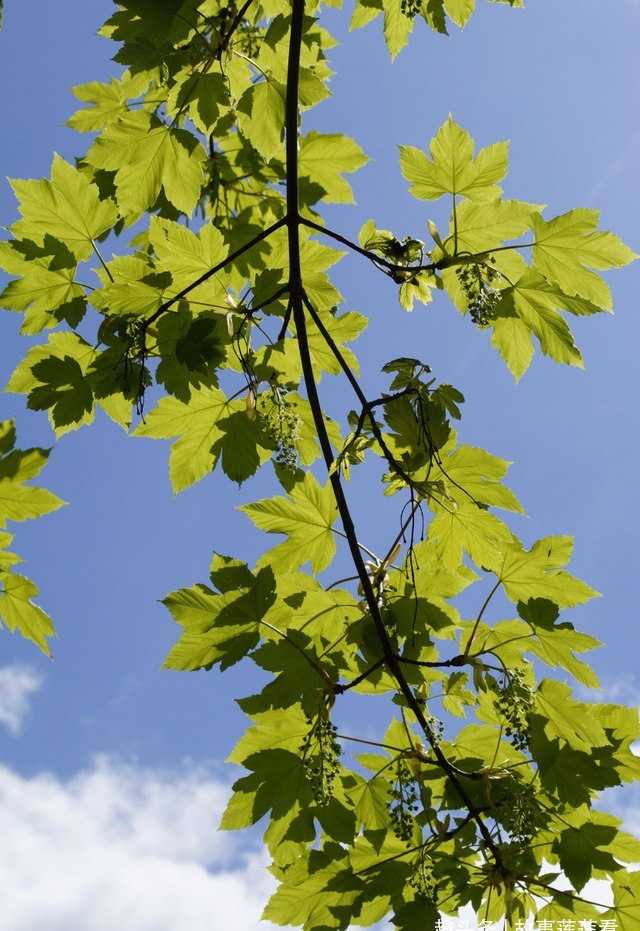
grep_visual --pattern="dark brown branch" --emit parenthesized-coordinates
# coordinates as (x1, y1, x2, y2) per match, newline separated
(333, 658, 386, 694)
(301, 215, 439, 276)
(285, 0, 505, 874)
(218, 0, 255, 55)
(142, 217, 286, 329)
(301, 292, 424, 493)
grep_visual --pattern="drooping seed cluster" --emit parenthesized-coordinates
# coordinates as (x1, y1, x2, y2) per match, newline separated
(259, 389, 301, 471)
(389, 757, 420, 844)
(456, 259, 502, 327)
(493, 668, 534, 752)
(300, 716, 342, 806)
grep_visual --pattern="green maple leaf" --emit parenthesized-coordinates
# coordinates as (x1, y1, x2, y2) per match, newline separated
(266, 231, 345, 312)
(249, 635, 330, 716)
(0, 421, 64, 655)
(0, 531, 21, 571)
(154, 312, 227, 403)
(497, 535, 599, 608)
(228, 704, 311, 764)
(535, 679, 608, 753)
(86, 110, 206, 215)
(432, 438, 524, 512)
(9, 155, 118, 261)
(133, 386, 273, 491)
(350, 772, 391, 835)
(603, 872, 640, 929)
(455, 722, 524, 769)
(531, 208, 637, 309)
(382, 395, 436, 462)
(163, 566, 276, 671)
(428, 502, 513, 571)
(208, 553, 255, 593)
(491, 264, 608, 380)
(149, 216, 230, 305)
(392, 539, 476, 621)
(264, 572, 359, 645)
(554, 811, 623, 891)
(7, 333, 104, 435)
(306, 306, 368, 377)
(400, 116, 508, 202)
(497, 276, 583, 370)
(535, 894, 598, 923)
(350, 0, 385, 31)
(490, 312, 535, 381)
(88, 251, 171, 319)
(66, 74, 146, 132)
(222, 747, 313, 838)
(238, 79, 286, 163)
(0, 446, 64, 529)
(28, 356, 94, 429)
(444, 0, 475, 27)
(531, 729, 619, 805)
(0, 572, 56, 657)
(262, 844, 363, 929)
(167, 68, 231, 136)
(442, 671, 475, 717)
(91, 278, 167, 319)
(298, 132, 369, 204)
(591, 703, 640, 784)
(349, 0, 424, 57)
(449, 198, 537, 253)
(101, 0, 198, 47)
(0, 238, 86, 333)
(517, 599, 601, 688)
(399, 273, 434, 311)
(239, 472, 338, 573)
(381, 0, 415, 58)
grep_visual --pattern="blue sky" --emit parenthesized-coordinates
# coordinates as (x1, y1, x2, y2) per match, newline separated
(0, 1, 639, 928)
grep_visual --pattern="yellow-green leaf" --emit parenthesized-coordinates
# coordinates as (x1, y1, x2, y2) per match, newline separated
(240, 472, 338, 574)
(400, 116, 508, 202)
(531, 208, 637, 309)
(10, 155, 118, 261)
(86, 111, 206, 216)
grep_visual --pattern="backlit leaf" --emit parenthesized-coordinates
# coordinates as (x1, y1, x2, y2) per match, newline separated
(86, 111, 206, 215)
(10, 155, 118, 261)
(240, 472, 338, 573)
(400, 116, 508, 202)
(531, 208, 637, 309)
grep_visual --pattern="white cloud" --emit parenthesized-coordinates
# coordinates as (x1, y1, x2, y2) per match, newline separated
(0, 664, 43, 734)
(0, 752, 630, 931)
(0, 757, 288, 931)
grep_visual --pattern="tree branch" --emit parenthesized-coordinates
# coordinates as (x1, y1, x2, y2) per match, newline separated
(142, 217, 286, 329)
(286, 0, 506, 875)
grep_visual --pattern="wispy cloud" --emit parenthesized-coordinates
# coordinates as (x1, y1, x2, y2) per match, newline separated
(0, 757, 289, 931)
(578, 671, 640, 707)
(0, 664, 43, 735)
(586, 129, 640, 203)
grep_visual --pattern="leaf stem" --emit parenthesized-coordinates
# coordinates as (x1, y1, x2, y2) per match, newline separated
(333, 528, 380, 565)
(91, 240, 114, 282)
(461, 579, 501, 658)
